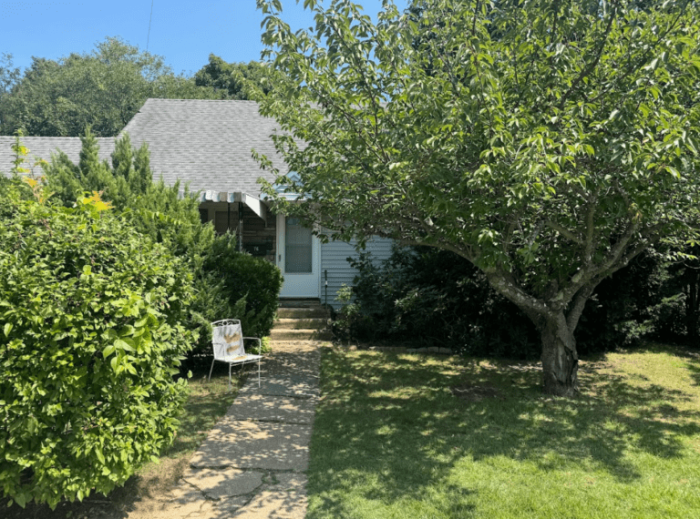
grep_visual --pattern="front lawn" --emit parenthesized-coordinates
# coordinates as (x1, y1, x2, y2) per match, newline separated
(307, 345, 700, 519)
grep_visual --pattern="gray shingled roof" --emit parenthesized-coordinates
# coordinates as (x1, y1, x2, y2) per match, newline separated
(121, 99, 286, 197)
(0, 137, 114, 177)
(0, 99, 287, 198)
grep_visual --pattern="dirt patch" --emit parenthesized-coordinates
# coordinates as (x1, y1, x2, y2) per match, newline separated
(0, 455, 192, 519)
(450, 384, 501, 402)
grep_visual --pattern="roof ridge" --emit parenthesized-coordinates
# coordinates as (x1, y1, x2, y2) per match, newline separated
(143, 98, 260, 103)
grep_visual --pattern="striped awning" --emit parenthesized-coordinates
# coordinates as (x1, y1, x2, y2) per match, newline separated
(195, 191, 267, 220)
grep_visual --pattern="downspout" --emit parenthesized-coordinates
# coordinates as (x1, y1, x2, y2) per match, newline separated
(238, 202, 243, 252)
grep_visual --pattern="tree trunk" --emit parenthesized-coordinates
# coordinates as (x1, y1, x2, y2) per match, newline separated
(539, 312, 579, 397)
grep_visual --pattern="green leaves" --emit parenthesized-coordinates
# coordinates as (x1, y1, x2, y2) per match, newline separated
(0, 187, 196, 508)
(257, 0, 700, 320)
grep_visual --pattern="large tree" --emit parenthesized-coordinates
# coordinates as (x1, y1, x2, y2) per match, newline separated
(194, 54, 279, 99)
(0, 38, 221, 137)
(0, 53, 20, 102)
(256, 0, 700, 395)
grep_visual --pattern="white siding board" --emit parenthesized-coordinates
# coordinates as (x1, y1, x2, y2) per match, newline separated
(320, 236, 393, 309)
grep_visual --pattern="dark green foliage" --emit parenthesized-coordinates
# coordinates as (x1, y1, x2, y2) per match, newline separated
(194, 55, 277, 99)
(0, 53, 19, 99)
(335, 246, 541, 359)
(0, 38, 223, 137)
(574, 253, 664, 352)
(337, 246, 692, 358)
(203, 234, 284, 339)
(656, 248, 700, 345)
(0, 182, 196, 508)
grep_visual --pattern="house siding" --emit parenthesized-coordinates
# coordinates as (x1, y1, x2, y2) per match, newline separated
(320, 236, 393, 309)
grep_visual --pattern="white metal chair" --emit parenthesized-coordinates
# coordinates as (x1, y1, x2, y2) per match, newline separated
(208, 319, 262, 390)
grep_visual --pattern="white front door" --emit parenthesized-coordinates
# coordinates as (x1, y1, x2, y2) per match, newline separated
(277, 215, 320, 298)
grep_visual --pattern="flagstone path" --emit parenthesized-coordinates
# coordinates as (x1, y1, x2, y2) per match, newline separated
(129, 339, 322, 519)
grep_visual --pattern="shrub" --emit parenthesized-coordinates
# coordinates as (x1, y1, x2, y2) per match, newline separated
(43, 131, 283, 356)
(336, 246, 672, 358)
(45, 131, 226, 352)
(0, 181, 196, 508)
(203, 234, 283, 340)
(336, 246, 540, 358)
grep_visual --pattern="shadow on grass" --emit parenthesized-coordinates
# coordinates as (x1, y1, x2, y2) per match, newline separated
(308, 347, 700, 517)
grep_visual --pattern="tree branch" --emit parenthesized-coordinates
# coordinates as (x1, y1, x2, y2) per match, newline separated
(546, 220, 584, 245)
(558, 0, 618, 110)
(566, 283, 595, 331)
(485, 270, 550, 316)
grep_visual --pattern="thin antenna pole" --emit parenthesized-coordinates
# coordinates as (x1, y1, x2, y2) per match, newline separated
(146, 0, 154, 51)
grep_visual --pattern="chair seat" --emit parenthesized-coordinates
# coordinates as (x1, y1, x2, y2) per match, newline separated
(221, 354, 263, 364)
(209, 319, 263, 390)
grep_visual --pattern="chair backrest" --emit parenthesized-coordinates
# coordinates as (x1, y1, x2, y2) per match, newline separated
(211, 319, 244, 360)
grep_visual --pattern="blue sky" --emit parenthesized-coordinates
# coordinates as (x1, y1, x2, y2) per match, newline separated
(1, 1, 407, 75)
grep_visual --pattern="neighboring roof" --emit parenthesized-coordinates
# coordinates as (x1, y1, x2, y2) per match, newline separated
(0, 137, 114, 177)
(0, 99, 288, 199)
(121, 99, 287, 197)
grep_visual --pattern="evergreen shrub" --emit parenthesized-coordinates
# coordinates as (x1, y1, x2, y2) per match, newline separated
(43, 131, 282, 355)
(0, 181, 196, 508)
(203, 235, 284, 340)
(334, 246, 540, 358)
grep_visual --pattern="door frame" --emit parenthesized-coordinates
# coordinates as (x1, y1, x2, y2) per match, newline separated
(276, 214, 321, 298)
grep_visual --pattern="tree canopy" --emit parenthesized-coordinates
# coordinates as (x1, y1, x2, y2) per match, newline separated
(256, 0, 700, 395)
(0, 38, 222, 137)
(194, 54, 278, 99)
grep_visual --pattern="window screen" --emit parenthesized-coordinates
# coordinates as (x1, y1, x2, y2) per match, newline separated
(285, 217, 312, 273)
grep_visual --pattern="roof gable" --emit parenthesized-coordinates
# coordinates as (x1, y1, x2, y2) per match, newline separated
(120, 99, 287, 197)
(1, 99, 286, 198)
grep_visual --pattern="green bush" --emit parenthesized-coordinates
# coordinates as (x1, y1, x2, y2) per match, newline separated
(45, 131, 227, 352)
(0, 181, 196, 508)
(337, 246, 682, 357)
(203, 234, 283, 340)
(43, 131, 282, 357)
(335, 246, 540, 358)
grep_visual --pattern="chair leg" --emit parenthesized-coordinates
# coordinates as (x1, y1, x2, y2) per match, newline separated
(208, 359, 216, 382)
(228, 363, 232, 392)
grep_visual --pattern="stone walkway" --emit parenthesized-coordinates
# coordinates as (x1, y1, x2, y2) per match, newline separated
(131, 340, 321, 519)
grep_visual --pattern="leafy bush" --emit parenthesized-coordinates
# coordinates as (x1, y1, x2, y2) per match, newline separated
(43, 130, 276, 355)
(334, 246, 540, 358)
(203, 234, 283, 340)
(335, 246, 679, 358)
(0, 181, 196, 508)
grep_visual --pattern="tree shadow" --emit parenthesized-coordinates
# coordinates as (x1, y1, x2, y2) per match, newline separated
(307, 347, 700, 517)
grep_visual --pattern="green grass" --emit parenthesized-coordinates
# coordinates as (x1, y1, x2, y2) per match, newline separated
(307, 344, 700, 519)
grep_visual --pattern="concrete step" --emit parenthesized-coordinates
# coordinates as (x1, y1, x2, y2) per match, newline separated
(275, 318, 329, 330)
(277, 307, 330, 319)
(270, 328, 333, 341)
(278, 298, 322, 308)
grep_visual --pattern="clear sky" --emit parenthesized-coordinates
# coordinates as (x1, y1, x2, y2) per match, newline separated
(1, 1, 408, 75)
